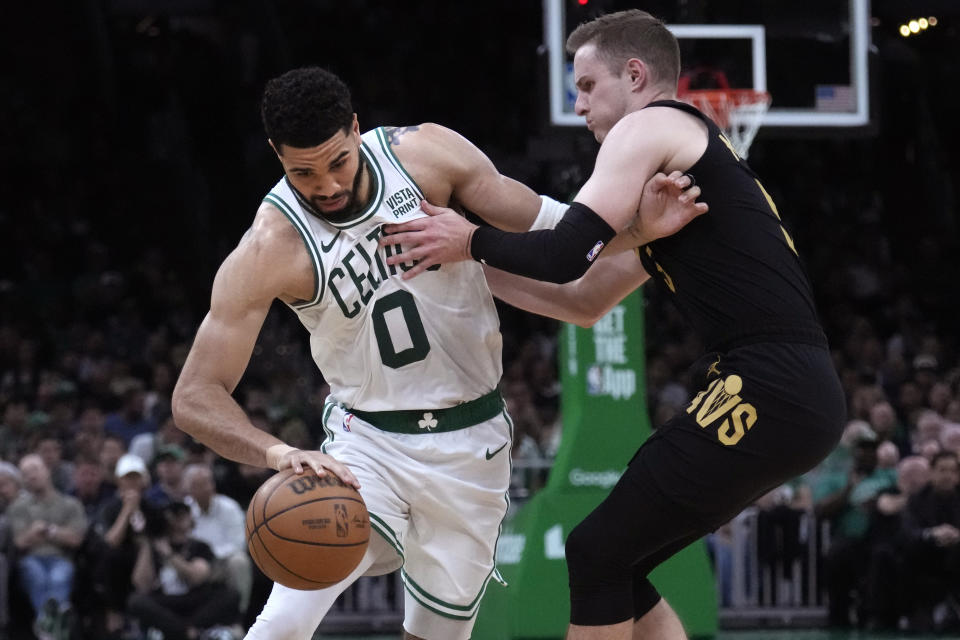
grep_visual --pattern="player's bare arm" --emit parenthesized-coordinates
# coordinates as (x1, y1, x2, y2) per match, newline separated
(380, 109, 706, 281)
(171, 204, 359, 487)
(388, 123, 706, 252)
(483, 250, 650, 327)
(386, 123, 543, 231)
(573, 107, 705, 239)
(605, 170, 707, 254)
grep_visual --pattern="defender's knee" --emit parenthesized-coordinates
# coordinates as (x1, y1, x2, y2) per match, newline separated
(565, 517, 636, 626)
(632, 577, 662, 619)
(565, 517, 626, 585)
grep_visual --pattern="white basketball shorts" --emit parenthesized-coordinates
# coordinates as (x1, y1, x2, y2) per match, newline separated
(320, 390, 512, 635)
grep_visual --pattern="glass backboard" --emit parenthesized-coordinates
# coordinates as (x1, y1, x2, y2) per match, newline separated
(547, 0, 871, 128)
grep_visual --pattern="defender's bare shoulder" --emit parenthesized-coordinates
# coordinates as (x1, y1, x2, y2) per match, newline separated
(608, 106, 708, 174)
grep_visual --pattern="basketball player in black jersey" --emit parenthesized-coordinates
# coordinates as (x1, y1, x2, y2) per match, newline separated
(382, 8, 846, 640)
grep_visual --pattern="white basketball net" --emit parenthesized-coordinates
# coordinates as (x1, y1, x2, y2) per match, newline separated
(682, 90, 771, 159)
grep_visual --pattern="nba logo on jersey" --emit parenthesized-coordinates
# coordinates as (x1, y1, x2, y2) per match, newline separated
(342, 413, 353, 432)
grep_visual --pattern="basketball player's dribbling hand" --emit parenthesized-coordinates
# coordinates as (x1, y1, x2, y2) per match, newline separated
(266, 444, 361, 489)
(380, 201, 477, 279)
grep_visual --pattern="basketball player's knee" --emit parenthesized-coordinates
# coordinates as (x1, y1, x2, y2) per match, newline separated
(565, 517, 620, 583)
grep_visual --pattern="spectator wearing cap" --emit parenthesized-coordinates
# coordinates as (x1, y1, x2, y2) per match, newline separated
(814, 422, 897, 628)
(6, 454, 86, 638)
(92, 454, 164, 637)
(183, 464, 251, 618)
(900, 450, 960, 631)
(0, 462, 23, 638)
(146, 445, 187, 508)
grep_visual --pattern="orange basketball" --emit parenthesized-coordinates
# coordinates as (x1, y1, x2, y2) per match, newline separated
(245, 468, 370, 590)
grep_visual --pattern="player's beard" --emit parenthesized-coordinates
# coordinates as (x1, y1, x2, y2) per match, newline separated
(309, 159, 369, 223)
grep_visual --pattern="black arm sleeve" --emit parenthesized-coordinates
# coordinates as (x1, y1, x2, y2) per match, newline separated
(469, 202, 616, 284)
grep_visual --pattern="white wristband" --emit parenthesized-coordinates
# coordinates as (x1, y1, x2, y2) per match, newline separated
(530, 195, 568, 230)
(265, 444, 297, 470)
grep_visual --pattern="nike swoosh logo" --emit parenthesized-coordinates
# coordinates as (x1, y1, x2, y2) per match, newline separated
(485, 442, 509, 460)
(321, 230, 342, 253)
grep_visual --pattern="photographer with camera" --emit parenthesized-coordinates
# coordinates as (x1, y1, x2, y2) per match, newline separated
(128, 502, 239, 640)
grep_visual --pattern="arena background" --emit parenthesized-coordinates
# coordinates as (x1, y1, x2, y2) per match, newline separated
(2, 1, 959, 639)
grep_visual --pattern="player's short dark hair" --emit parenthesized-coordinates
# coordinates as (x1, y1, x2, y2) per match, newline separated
(261, 67, 354, 151)
(566, 9, 680, 87)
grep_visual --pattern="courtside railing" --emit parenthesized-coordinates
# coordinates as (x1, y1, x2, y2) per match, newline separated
(314, 463, 831, 634)
(713, 507, 829, 628)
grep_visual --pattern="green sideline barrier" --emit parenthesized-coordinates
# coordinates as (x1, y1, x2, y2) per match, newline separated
(473, 290, 717, 639)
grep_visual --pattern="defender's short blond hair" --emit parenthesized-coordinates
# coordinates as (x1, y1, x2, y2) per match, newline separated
(566, 9, 681, 88)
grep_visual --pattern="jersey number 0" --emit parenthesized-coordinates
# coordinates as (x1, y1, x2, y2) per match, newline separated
(371, 290, 431, 368)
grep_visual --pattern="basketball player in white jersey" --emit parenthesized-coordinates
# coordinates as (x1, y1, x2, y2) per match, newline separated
(170, 67, 705, 640)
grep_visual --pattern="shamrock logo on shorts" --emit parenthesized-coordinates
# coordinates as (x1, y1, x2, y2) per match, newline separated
(418, 412, 438, 431)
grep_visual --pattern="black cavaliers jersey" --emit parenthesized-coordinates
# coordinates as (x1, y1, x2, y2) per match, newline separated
(637, 100, 826, 352)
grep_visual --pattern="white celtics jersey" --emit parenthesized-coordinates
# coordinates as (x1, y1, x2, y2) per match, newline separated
(263, 128, 503, 411)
